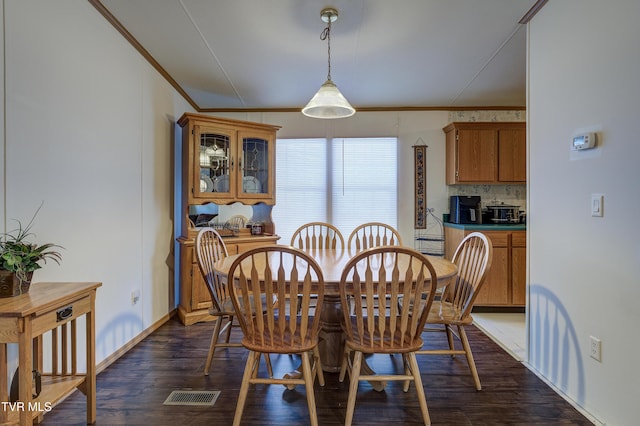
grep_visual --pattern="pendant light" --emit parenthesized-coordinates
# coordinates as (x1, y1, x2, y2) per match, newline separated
(302, 8, 355, 119)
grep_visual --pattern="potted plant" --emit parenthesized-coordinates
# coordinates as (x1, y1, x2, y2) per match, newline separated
(0, 207, 63, 297)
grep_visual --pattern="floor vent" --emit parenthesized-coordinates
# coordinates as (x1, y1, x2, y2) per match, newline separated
(163, 390, 221, 407)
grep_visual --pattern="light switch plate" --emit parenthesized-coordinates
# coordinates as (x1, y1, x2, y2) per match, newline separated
(591, 194, 604, 217)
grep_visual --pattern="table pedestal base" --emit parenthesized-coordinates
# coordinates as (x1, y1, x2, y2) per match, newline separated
(318, 295, 345, 372)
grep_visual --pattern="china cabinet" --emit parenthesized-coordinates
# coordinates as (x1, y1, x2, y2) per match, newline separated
(176, 233, 279, 325)
(178, 113, 280, 211)
(176, 113, 281, 325)
(444, 122, 526, 184)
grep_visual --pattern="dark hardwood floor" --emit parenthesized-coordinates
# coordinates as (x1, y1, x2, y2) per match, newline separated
(42, 316, 592, 425)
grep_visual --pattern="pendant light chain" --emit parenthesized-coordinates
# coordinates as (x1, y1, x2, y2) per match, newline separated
(320, 18, 332, 81)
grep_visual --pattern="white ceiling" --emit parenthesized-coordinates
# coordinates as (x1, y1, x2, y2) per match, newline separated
(95, 0, 538, 112)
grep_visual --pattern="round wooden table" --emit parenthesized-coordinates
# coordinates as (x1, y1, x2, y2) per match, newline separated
(214, 248, 458, 375)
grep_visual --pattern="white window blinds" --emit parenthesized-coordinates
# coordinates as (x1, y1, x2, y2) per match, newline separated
(273, 137, 397, 244)
(330, 138, 397, 236)
(273, 139, 327, 244)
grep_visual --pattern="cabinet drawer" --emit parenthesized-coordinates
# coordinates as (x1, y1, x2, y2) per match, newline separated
(512, 232, 526, 247)
(226, 244, 240, 255)
(31, 295, 92, 337)
(234, 241, 275, 253)
(475, 231, 508, 247)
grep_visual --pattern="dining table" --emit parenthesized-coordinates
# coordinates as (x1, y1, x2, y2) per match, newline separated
(213, 247, 458, 388)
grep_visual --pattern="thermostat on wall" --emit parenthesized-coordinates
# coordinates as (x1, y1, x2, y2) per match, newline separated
(572, 132, 596, 150)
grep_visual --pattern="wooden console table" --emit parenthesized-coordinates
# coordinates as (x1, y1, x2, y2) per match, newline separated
(0, 282, 101, 425)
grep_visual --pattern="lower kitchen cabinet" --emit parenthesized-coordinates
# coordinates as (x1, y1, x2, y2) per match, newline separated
(177, 234, 280, 325)
(511, 232, 527, 305)
(444, 225, 526, 308)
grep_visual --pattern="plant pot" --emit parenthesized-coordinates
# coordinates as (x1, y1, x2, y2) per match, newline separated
(0, 270, 33, 298)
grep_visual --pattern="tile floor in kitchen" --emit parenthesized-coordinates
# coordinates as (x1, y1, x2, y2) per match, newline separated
(472, 312, 526, 361)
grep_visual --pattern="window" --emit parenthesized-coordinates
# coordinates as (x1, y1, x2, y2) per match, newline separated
(273, 137, 397, 243)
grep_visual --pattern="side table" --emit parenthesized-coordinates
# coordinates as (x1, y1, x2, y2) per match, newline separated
(0, 282, 101, 425)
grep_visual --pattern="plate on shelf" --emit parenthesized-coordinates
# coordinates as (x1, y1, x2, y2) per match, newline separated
(243, 176, 262, 193)
(200, 175, 213, 193)
(205, 146, 227, 158)
(213, 175, 230, 192)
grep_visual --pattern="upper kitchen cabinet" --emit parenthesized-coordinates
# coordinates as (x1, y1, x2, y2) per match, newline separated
(497, 127, 527, 182)
(178, 113, 281, 206)
(444, 122, 526, 185)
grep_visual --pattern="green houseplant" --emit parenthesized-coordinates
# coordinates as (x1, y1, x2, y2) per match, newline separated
(0, 207, 63, 297)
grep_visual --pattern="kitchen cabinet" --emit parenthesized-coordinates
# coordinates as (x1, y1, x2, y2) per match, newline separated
(444, 122, 526, 184)
(498, 128, 527, 182)
(176, 113, 282, 325)
(444, 225, 525, 308)
(511, 232, 527, 305)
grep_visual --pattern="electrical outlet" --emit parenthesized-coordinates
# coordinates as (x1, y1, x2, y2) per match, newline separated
(589, 336, 602, 362)
(131, 289, 140, 305)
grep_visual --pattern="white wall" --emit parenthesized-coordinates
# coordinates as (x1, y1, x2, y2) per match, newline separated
(528, 1, 640, 424)
(2, 0, 192, 367)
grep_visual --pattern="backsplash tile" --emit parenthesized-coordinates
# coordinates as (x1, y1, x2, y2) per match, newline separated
(448, 110, 525, 122)
(449, 184, 527, 212)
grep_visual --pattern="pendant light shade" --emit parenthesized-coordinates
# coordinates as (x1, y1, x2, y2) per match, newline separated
(302, 79, 355, 119)
(302, 8, 355, 119)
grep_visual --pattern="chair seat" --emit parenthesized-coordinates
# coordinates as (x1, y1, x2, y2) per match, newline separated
(343, 317, 424, 354)
(211, 294, 274, 317)
(426, 301, 474, 326)
(209, 299, 235, 316)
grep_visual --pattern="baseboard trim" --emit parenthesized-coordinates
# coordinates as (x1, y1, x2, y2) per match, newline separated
(473, 320, 601, 425)
(522, 361, 602, 426)
(96, 309, 176, 374)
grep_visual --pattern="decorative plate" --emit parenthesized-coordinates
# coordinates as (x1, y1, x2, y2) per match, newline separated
(213, 175, 230, 192)
(200, 175, 213, 193)
(243, 176, 262, 193)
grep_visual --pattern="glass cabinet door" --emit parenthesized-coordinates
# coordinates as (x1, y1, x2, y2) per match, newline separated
(240, 135, 271, 196)
(197, 128, 232, 198)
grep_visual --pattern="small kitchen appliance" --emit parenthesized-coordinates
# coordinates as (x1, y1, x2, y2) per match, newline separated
(486, 204, 520, 223)
(449, 196, 481, 224)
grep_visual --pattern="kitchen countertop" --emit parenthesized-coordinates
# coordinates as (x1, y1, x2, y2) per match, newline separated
(443, 222, 526, 231)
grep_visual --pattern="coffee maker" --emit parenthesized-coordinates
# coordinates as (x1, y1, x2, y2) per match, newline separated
(449, 196, 481, 224)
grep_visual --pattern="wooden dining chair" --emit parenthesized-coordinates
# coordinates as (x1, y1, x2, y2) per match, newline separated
(291, 222, 345, 250)
(347, 222, 402, 254)
(195, 227, 272, 377)
(419, 231, 493, 391)
(338, 246, 438, 426)
(226, 214, 248, 231)
(291, 222, 344, 312)
(347, 222, 402, 313)
(227, 245, 326, 426)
